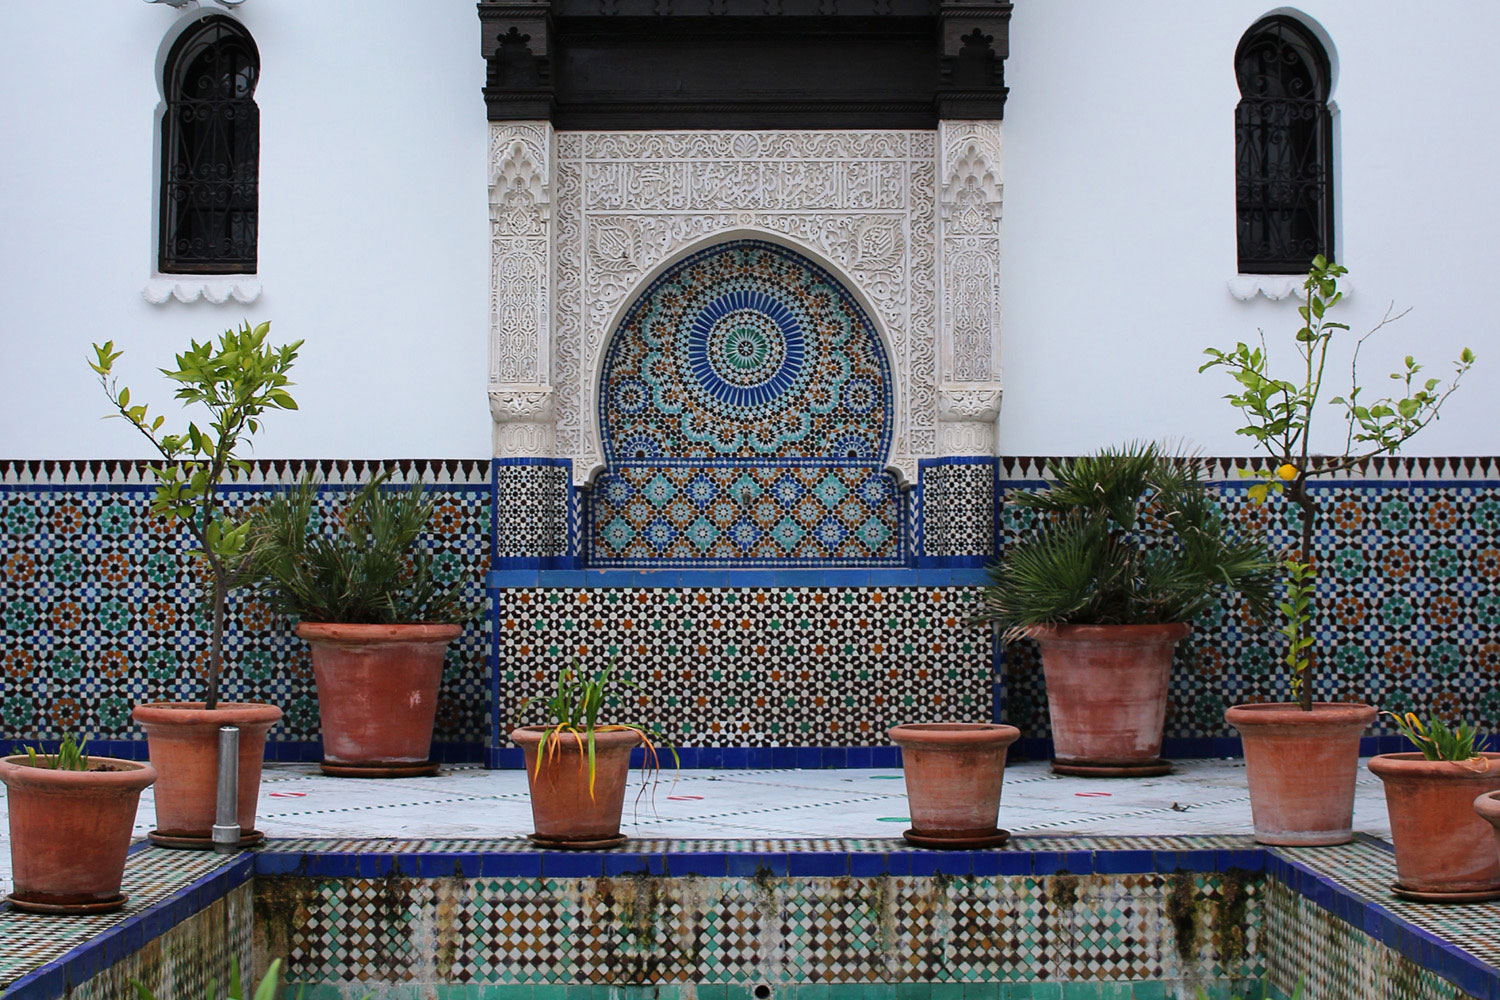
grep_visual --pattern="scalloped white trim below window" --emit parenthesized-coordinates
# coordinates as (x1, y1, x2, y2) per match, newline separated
(143, 276, 262, 305)
(1228, 273, 1353, 302)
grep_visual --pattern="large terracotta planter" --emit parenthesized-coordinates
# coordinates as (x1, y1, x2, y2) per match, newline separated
(1369, 752, 1500, 902)
(889, 722, 1021, 849)
(1226, 701, 1376, 845)
(511, 725, 643, 849)
(132, 701, 282, 849)
(1, 755, 156, 914)
(296, 622, 461, 778)
(1030, 623, 1189, 777)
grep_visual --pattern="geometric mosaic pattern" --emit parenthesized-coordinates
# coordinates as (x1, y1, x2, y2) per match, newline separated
(1002, 478, 1500, 744)
(920, 460, 996, 559)
(261, 871, 1261, 989)
(0, 460, 492, 747)
(493, 462, 569, 560)
(593, 240, 899, 566)
(493, 586, 992, 747)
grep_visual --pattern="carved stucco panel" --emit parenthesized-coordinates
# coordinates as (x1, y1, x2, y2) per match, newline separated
(938, 120, 1003, 387)
(553, 130, 938, 486)
(488, 122, 552, 391)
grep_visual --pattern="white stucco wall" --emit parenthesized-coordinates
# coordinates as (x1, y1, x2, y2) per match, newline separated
(0, 0, 1496, 459)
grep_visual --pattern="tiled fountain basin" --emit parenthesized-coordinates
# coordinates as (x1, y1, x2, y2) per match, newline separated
(3, 838, 1496, 1000)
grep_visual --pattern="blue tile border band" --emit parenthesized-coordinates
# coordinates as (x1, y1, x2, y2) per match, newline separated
(486, 567, 994, 588)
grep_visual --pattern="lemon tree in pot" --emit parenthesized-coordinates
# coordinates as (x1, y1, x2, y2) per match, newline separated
(1370, 713, 1500, 903)
(1202, 257, 1475, 844)
(241, 473, 479, 777)
(1, 737, 156, 914)
(974, 444, 1276, 777)
(512, 660, 675, 849)
(93, 324, 300, 849)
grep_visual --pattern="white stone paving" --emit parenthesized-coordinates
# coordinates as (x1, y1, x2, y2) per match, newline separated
(0, 757, 1392, 891)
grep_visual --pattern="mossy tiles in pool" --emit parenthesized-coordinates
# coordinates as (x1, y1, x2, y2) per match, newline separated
(271, 984, 1285, 999)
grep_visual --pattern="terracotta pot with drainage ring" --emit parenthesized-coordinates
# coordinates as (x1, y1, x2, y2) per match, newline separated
(1225, 701, 1376, 846)
(297, 622, 461, 778)
(1368, 752, 1500, 902)
(133, 701, 282, 849)
(1, 754, 156, 914)
(889, 722, 1021, 849)
(512, 725, 644, 849)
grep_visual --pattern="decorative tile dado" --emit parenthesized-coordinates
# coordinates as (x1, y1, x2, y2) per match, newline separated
(1003, 479, 1500, 744)
(493, 461, 568, 560)
(493, 587, 991, 747)
(261, 870, 1260, 988)
(553, 130, 940, 486)
(920, 460, 996, 559)
(0, 462, 491, 746)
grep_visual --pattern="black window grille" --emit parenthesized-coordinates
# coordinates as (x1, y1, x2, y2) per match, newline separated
(1235, 16, 1334, 274)
(159, 16, 260, 275)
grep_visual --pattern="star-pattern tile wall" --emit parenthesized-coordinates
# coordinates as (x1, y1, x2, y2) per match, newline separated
(493, 586, 991, 747)
(0, 460, 491, 747)
(1000, 477, 1500, 743)
(593, 240, 901, 566)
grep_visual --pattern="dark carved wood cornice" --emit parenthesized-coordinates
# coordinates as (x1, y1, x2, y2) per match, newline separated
(477, 0, 1012, 127)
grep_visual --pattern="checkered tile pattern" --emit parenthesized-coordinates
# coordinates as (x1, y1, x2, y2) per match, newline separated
(920, 462, 996, 558)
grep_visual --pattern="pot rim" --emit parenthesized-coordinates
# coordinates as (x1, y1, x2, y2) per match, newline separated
(296, 622, 464, 643)
(0, 755, 157, 791)
(1225, 701, 1377, 729)
(132, 701, 284, 727)
(1475, 789, 1500, 820)
(889, 722, 1021, 746)
(510, 725, 646, 750)
(1369, 751, 1500, 780)
(1025, 622, 1191, 643)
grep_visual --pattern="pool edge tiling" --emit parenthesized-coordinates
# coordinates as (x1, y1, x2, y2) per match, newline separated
(1, 836, 1495, 1000)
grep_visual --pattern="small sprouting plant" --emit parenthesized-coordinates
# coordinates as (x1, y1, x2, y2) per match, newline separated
(12, 735, 90, 771)
(521, 659, 678, 800)
(130, 958, 339, 1000)
(1387, 711, 1489, 764)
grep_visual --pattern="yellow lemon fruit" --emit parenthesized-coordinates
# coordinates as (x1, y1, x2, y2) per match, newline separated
(1276, 464, 1298, 481)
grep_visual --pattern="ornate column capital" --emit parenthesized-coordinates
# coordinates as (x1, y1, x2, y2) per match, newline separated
(489, 385, 556, 458)
(936, 383, 1003, 457)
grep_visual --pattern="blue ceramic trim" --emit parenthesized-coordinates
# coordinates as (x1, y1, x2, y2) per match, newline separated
(485, 567, 994, 588)
(1, 856, 252, 1000)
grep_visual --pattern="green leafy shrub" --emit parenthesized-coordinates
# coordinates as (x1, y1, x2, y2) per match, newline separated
(975, 444, 1276, 641)
(240, 473, 478, 625)
(93, 323, 302, 709)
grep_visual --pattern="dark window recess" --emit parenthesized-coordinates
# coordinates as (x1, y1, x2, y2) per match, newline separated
(1235, 16, 1334, 274)
(159, 16, 260, 275)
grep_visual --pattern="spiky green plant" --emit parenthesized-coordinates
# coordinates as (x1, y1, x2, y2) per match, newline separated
(1387, 711, 1489, 763)
(522, 659, 678, 800)
(975, 444, 1276, 641)
(240, 472, 478, 625)
(11, 735, 89, 771)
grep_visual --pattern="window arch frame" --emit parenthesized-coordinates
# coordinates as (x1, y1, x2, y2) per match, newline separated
(1234, 13, 1336, 275)
(157, 13, 261, 276)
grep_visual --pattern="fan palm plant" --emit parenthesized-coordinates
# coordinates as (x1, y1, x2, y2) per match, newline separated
(976, 444, 1276, 639)
(973, 444, 1275, 777)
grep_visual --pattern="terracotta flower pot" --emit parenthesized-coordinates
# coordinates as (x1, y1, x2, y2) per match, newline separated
(132, 701, 283, 849)
(296, 622, 461, 778)
(1, 755, 156, 914)
(1030, 623, 1189, 777)
(1368, 752, 1500, 902)
(511, 725, 643, 848)
(889, 722, 1021, 849)
(1471, 791, 1500, 889)
(1225, 701, 1376, 845)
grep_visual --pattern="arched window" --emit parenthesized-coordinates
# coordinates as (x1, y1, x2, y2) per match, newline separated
(159, 16, 260, 274)
(1235, 15, 1334, 274)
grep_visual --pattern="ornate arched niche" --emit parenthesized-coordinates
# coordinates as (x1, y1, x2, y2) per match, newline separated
(592, 239, 901, 567)
(486, 124, 1006, 564)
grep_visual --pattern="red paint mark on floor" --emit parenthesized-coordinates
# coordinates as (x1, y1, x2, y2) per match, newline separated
(667, 795, 705, 801)
(269, 791, 307, 798)
(1074, 792, 1112, 798)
